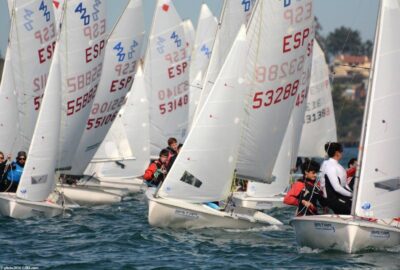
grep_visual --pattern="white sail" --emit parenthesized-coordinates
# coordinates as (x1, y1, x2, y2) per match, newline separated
(192, 0, 256, 124)
(10, 0, 57, 152)
(52, 0, 65, 28)
(354, 0, 400, 219)
(145, 0, 190, 155)
(247, 46, 313, 198)
(298, 41, 337, 158)
(158, 26, 248, 203)
(183, 19, 195, 55)
(86, 65, 150, 177)
(16, 40, 61, 202)
(188, 4, 218, 126)
(87, 116, 133, 162)
(0, 47, 19, 154)
(56, 0, 107, 170)
(236, 0, 314, 182)
(70, 0, 144, 175)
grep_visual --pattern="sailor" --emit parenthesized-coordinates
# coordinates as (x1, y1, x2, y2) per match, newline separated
(320, 142, 352, 214)
(143, 149, 169, 186)
(0, 152, 11, 191)
(346, 158, 357, 191)
(284, 159, 325, 216)
(165, 137, 178, 166)
(167, 143, 183, 171)
(3, 151, 27, 193)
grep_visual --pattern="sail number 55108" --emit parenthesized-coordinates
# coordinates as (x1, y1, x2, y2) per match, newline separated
(252, 80, 299, 109)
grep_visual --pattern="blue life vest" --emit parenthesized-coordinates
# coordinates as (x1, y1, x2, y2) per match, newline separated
(7, 161, 24, 183)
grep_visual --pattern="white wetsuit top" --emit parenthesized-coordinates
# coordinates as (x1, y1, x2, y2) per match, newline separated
(320, 158, 352, 198)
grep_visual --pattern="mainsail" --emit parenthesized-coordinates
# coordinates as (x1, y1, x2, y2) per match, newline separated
(236, 0, 314, 182)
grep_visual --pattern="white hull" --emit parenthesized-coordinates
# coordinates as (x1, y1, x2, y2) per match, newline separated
(232, 192, 286, 210)
(58, 185, 122, 206)
(95, 176, 146, 193)
(147, 194, 283, 229)
(290, 215, 400, 253)
(0, 193, 65, 219)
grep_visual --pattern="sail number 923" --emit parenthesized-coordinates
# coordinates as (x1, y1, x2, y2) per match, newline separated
(252, 80, 299, 109)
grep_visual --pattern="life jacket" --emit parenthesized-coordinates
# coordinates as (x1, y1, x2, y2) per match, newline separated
(151, 160, 166, 186)
(7, 161, 24, 183)
(297, 179, 322, 215)
(165, 147, 177, 166)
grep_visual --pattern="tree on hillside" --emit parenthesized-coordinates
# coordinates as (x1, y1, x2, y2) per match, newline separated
(326, 26, 364, 56)
(332, 84, 364, 143)
(362, 40, 373, 57)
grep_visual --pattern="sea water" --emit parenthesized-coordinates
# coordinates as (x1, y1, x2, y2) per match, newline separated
(0, 148, 399, 269)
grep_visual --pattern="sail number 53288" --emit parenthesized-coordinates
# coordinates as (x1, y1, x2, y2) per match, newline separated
(252, 80, 299, 109)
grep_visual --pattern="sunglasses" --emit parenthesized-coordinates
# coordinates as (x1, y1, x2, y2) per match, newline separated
(18, 157, 26, 161)
(0, 156, 4, 160)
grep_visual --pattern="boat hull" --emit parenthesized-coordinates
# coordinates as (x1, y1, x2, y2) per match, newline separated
(0, 193, 65, 219)
(147, 194, 283, 229)
(96, 177, 146, 194)
(232, 192, 285, 210)
(290, 215, 400, 253)
(58, 185, 122, 206)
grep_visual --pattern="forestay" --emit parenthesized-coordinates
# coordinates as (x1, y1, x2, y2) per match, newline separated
(145, 0, 190, 155)
(192, 0, 255, 124)
(16, 41, 61, 202)
(10, 0, 57, 152)
(86, 65, 150, 178)
(298, 41, 337, 158)
(56, 0, 107, 170)
(236, 0, 314, 182)
(354, 0, 400, 219)
(70, 0, 144, 175)
(188, 4, 218, 127)
(158, 26, 248, 203)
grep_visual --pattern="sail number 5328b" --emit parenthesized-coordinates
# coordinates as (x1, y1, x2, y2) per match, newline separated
(252, 80, 299, 109)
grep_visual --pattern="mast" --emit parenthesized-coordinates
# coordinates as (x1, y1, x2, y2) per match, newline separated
(350, 0, 382, 216)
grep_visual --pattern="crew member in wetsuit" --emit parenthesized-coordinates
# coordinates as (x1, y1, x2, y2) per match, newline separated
(143, 149, 169, 186)
(320, 142, 352, 214)
(284, 159, 325, 216)
(3, 151, 27, 193)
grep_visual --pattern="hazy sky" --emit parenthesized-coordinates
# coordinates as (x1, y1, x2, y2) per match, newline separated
(0, 0, 379, 58)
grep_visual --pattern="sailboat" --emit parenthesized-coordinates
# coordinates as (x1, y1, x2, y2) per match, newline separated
(147, 26, 281, 229)
(290, 0, 400, 253)
(147, 0, 314, 229)
(0, 0, 65, 218)
(57, 0, 145, 205)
